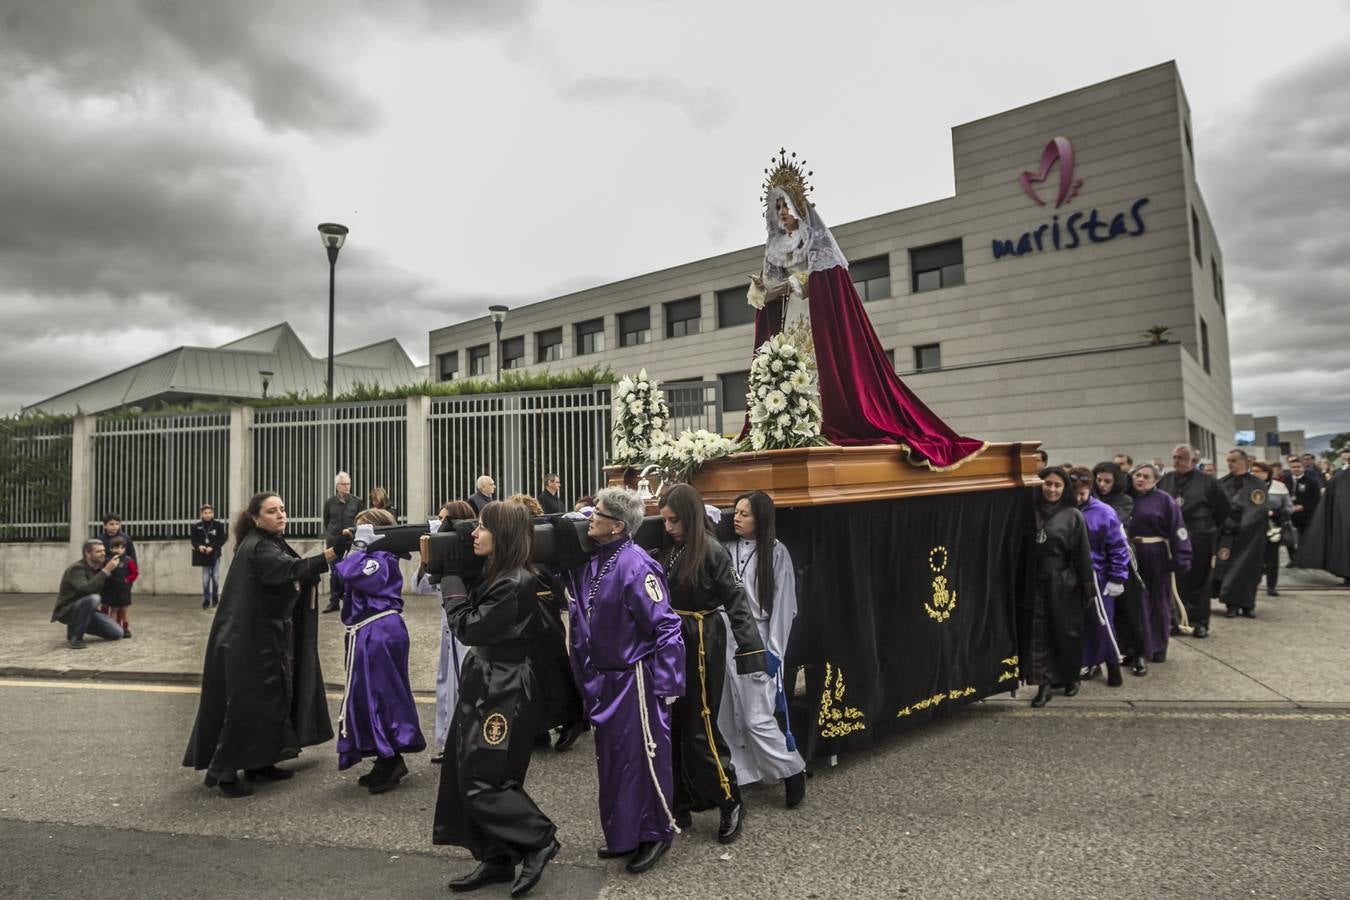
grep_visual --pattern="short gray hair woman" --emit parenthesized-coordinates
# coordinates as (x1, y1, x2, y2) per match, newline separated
(594, 487, 645, 537)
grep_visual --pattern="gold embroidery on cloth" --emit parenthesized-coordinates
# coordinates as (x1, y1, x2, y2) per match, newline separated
(896, 686, 976, 718)
(483, 712, 509, 746)
(818, 662, 866, 738)
(924, 546, 957, 623)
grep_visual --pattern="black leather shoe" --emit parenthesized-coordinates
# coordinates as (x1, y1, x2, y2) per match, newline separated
(1084, 665, 1101, 680)
(1131, 656, 1148, 677)
(204, 774, 253, 798)
(1030, 684, 1053, 708)
(1170, 624, 1181, 636)
(554, 720, 586, 753)
(366, 755, 407, 794)
(625, 840, 670, 874)
(1192, 624, 1209, 639)
(1225, 607, 1238, 618)
(1106, 662, 1123, 687)
(358, 757, 389, 787)
(243, 765, 293, 782)
(322, 601, 340, 614)
(1064, 681, 1080, 697)
(1266, 589, 1279, 597)
(1240, 608, 1256, 619)
(784, 771, 806, 809)
(597, 846, 632, 860)
(511, 838, 559, 897)
(430, 752, 444, 766)
(717, 801, 744, 844)
(448, 861, 514, 892)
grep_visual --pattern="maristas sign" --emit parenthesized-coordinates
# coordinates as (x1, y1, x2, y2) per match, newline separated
(992, 136, 1149, 260)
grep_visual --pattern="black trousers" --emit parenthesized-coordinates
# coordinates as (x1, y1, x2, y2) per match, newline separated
(1176, 531, 1216, 627)
(1263, 539, 1281, 591)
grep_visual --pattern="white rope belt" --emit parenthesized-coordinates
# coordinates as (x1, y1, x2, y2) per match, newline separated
(634, 661, 681, 834)
(338, 608, 401, 738)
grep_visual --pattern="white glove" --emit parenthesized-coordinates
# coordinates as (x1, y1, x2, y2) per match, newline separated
(352, 523, 385, 550)
(663, 695, 678, 706)
(1104, 582, 1124, 597)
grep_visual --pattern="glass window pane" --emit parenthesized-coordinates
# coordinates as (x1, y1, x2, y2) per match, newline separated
(915, 269, 941, 293)
(941, 264, 964, 287)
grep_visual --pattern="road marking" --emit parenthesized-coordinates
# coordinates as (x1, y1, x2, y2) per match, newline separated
(0, 679, 438, 705)
(997, 708, 1350, 721)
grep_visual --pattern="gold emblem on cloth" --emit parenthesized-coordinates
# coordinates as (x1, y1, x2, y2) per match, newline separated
(924, 546, 956, 623)
(1250, 489, 1266, 506)
(483, 712, 509, 746)
(817, 663, 866, 738)
(643, 572, 664, 604)
(1218, 547, 1231, 561)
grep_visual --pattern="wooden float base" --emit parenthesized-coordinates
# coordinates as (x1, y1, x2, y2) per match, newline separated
(607, 441, 1042, 509)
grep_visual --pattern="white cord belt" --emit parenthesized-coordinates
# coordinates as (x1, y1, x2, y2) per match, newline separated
(338, 608, 401, 738)
(634, 661, 681, 834)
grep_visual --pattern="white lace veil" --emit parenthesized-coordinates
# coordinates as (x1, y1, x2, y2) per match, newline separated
(762, 186, 848, 279)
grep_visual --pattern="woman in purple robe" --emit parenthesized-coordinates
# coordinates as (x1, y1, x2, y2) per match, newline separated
(332, 508, 425, 794)
(556, 488, 685, 875)
(1127, 464, 1192, 665)
(1069, 468, 1129, 687)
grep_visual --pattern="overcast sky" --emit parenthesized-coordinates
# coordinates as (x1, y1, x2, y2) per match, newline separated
(3, 1, 1348, 434)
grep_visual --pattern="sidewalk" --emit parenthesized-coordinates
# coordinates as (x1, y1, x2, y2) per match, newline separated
(4, 575, 1347, 708)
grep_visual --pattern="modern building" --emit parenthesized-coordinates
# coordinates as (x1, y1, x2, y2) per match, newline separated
(427, 61, 1233, 465)
(1234, 413, 1305, 462)
(26, 323, 428, 415)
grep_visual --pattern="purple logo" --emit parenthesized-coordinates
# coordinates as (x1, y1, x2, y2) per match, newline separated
(1019, 136, 1083, 208)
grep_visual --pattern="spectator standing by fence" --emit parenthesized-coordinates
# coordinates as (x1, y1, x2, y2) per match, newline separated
(469, 474, 496, 514)
(322, 472, 360, 614)
(191, 503, 228, 609)
(537, 473, 566, 516)
(51, 540, 127, 649)
(99, 514, 137, 566)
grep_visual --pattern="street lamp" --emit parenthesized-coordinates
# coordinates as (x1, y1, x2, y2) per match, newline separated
(317, 223, 349, 400)
(488, 304, 509, 383)
(259, 368, 274, 399)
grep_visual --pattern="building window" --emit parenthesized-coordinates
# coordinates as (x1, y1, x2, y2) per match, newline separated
(1211, 258, 1225, 313)
(536, 327, 562, 363)
(884, 348, 895, 368)
(910, 240, 964, 293)
(851, 255, 891, 302)
(468, 344, 489, 376)
(1199, 318, 1211, 374)
(719, 371, 749, 412)
(1188, 420, 1215, 463)
(437, 351, 459, 382)
(575, 318, 605, 355)
(717, 285, 757, 328)
(914, 343, 942, 372)
(1191, 208, 1202, 263)
(500, 336, 525, 370)
(665, 297, 701, 338)
(619, 308, 651, 348)
(1184, 120, 1193, 162)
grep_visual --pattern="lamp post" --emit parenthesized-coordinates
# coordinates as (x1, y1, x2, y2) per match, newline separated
(259, 368, 273, 399)
(488, 304, 509, 383)
(317, 223, 349, 400)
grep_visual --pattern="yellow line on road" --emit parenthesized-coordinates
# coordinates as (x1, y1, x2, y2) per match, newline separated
(1001, 708, 1350, 721)
(0, 679, 438, 705)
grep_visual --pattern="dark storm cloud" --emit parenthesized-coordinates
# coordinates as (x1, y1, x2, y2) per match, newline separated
(1204, 41, 1350, 436)
(560, 74, 734, 130)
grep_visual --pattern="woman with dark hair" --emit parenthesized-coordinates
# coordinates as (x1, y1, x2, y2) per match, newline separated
(719, 491, 806, 808)
(1022, 468, 1096, 707)
(433, 501, 559, 898)
(1092, 461, 1148, 676)
(1127, 464, 1192, 665)
(416, 500, 477, 764)
(1092, 461, 1134, 530)
(1068, 468, 1129, 687)
(182, 492, 337, 798)
(658, 483, 767, 845)
(332, 507, 425, 794)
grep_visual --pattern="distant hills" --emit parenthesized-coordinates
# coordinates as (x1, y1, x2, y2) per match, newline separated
(1305, 433, 1346, 454)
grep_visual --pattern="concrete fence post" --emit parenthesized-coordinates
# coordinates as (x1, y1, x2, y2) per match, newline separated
(405, 394, 430, 521)
(67, 414, 95, 559)
(228, 405, 254, 520)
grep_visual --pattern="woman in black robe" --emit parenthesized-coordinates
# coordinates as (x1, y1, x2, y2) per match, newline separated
(1023, 468, 1096, 707)
(657, 484, 767, 845)
(182, 492, 337, 798)
(433, 501, 559, 898)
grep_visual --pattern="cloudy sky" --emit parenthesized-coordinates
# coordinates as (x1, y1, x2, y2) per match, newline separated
(3, 0, 1348, 434)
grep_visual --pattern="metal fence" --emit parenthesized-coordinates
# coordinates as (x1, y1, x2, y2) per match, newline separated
(1, 420, 73, 541)
(253, 400, 408, 536)
(428, 388, 612, 511)
(91, 412, 230, 539)
(664, 380, 724, 435)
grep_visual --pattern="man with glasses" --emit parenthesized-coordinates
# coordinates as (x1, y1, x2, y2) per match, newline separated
(1158, 445, 1231, 638)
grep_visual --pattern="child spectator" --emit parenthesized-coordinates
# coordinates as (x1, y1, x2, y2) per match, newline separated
(99, 535, 139, 637)
(190, 503, 229, 609)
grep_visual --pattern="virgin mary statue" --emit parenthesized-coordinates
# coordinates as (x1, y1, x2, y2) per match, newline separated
(743, 150, 986, 471)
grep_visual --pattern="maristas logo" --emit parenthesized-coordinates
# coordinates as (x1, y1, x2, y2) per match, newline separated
(993, 135, 1149, 261)
(1019, 136, 1083, 208)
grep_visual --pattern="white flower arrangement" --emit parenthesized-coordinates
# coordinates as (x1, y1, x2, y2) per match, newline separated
(610, 368, 671, 465)
(744, 321, 825, 452)
(647, 428, 738, 484)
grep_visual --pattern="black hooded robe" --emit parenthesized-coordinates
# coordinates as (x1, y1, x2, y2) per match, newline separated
(1294, 471, 1350, 578)
(1158, 468, 1232, 626)
(1021, 502, 1096, 686)
(1212, 474, 1268, 611)
(182, 528, 332, 778)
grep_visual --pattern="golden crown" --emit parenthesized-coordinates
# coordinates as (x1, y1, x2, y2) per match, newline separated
(761, 147, 814, 213)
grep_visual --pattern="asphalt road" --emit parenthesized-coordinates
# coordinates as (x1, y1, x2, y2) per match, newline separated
(2, 681, 1348, 899)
